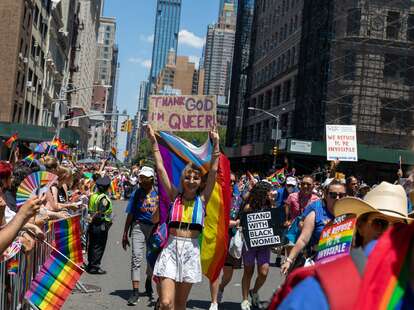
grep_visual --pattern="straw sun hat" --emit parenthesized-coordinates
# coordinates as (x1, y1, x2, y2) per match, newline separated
(334, 181, 412, 223)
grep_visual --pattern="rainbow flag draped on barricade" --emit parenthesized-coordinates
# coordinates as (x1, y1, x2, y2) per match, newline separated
(156, 131, 231, 282)
(25, 216, 84, 309)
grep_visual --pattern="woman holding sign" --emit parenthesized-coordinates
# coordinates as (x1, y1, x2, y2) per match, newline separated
(240, 180, 276, 310)
(146, 124, 220, 310)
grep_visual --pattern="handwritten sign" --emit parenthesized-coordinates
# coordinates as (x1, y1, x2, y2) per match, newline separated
(241, 209, 284, 248)
(326, 125, 358, 161)
(316, 214, 357, 264)
(148, 95, 217, 132)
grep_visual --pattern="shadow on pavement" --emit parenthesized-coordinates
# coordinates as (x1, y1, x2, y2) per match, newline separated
(187, 299, 241, 309)
(109, 289, 148, 301)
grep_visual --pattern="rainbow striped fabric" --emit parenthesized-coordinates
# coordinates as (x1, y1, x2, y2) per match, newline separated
(22, 153, 36, 165)
(25, 250, 83, 310)
(7, 257, 19, 275)
(54, 216, 84, 266)
(355, 222, 414, 309)
(170, 195, 205, 227)
(156, 131, 230, 281)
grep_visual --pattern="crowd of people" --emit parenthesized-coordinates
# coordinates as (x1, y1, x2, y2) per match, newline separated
(1, 129, 414, 310)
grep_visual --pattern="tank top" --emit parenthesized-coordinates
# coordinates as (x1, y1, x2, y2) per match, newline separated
(169, 194, 205, 229)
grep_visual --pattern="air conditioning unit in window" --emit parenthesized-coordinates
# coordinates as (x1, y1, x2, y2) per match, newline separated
(30, 87, 36, 92)
(19, 53, 24, 60)
(23, 57, 28, 63)
(34, 56, 40, 63)
(26, 81, 33, 88)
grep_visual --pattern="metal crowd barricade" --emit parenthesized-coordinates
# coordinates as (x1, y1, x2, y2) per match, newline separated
(0, 205, 88, 310)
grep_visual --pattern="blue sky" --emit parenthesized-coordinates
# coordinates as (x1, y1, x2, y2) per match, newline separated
(103, 0, 220, 117)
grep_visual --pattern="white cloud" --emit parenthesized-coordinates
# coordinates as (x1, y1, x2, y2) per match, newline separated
(178, 30, 205, 49)
(128, 57, 152, 69)
(188, 55, 200, 69)
(139, 34, 154, 43)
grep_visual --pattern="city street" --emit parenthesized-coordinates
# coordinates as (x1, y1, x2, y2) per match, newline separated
(64, 200, 284, 310)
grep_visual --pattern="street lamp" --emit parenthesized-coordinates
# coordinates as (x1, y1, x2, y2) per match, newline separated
(248, 107, 286, 169)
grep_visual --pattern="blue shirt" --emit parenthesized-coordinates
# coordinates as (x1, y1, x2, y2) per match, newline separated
(279, 241, 377, 310)
(126, 187, 159, 224)
(302, 200, 334, 248)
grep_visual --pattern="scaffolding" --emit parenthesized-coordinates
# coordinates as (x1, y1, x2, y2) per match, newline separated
(294, 0, 414, 150)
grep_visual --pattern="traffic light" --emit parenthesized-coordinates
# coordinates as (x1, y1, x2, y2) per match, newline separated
(127, 120, 133, 133)
(121, 120, 127, 132)
(272, 146, 278, 156)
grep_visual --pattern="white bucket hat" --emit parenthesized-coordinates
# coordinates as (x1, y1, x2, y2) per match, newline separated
(334, 181, 412, 223)
(138, 166, 155, 178)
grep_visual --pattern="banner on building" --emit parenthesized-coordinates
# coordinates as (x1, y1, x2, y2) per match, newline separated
(148, 95, 217, 132)
(326, 125, 358, 161)
(241, 208, 284, 249)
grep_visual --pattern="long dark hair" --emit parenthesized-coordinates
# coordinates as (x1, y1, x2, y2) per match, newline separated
(247, 181, 272, 210)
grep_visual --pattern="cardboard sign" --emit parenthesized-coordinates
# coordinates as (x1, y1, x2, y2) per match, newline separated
(241, 208, 284, 248)
(148, 95, 217, 132)
(316, 214, 357, 264)
(326, 125, 358, 161)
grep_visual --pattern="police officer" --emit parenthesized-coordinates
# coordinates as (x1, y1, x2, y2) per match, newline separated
(87, 176, 112, 274)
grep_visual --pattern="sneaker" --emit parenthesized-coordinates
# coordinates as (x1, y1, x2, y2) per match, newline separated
(217, 289, 224, 304)
(241, 300, 251, 310)
(127, 290, 140, 306)
(209, 303, 218, 310)
(249, 290, 259, 308)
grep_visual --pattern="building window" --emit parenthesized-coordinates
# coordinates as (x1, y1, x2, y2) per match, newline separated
(258, 94, 264, 109)
(274, 85, 281, 106)
(283, 80, 291, 102)
(407, 14, 414, 41)
(386, 11, 401, 40)
(294, 15, 299, 30)
(380, 98, 410, 130)
(383, 53, 403, 82)
(344, 50, 356, 80)
(347, 8, 361, 36)
(265, 90, 272, 109)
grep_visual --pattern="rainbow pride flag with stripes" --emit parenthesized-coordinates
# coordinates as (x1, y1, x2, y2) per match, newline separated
(156, 131, 231, 281)
(53, 215, 83, 266)
(25, 250, 83, 310)
(7, 257, 19, 275)
(355, 222, 414, 309)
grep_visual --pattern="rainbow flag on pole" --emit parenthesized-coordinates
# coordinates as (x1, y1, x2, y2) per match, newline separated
(25, 250, 83, 310)
(22, 153, 36, 165)
(53, 215, 83, 266)
(156, 131, 230, 281)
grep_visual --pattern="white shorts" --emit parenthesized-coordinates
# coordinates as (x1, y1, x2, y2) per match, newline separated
(153, 235, 202, 283)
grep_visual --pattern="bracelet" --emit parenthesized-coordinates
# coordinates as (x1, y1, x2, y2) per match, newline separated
(153, 148, 160, 152)
(212, 151, 220, 156)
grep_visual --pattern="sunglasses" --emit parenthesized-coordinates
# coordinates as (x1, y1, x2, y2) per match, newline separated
(328, 192, 346, 199)
(370, 218, 390, 231)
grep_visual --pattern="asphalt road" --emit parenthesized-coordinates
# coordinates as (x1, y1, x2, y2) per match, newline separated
(64, 200, 284, 310)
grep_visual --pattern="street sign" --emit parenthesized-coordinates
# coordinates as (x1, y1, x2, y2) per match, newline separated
(326, 125, 358, 161)
(148, 95, 217, 132)
(290, 140, 312, 153)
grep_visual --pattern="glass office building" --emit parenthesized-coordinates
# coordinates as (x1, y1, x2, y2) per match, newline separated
(149, 0, 182, 88)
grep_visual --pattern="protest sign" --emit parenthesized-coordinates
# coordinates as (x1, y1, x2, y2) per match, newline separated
(316, 214, 357, 264)
(148, 95, 217, 132)
(241, 208, 284, 248)
(326, 125, 358, 161)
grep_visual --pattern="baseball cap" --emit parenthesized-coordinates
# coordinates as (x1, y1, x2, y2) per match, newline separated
(286, 176, 297, 186)
(139, 166, 155, 178)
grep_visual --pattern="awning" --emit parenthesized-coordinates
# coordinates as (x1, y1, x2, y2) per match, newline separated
(0, 122, 80, 146)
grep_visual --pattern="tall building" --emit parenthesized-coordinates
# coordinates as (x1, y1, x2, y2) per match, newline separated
(89, 16, 118, 153)
(69, 0, 102, 151)
(203, 2, 237, 127)
(241, 0, 303, 147)
(294, 0, 414, 151)
(219, 0, 238, 19)
(226, 0, 255, 147)
(155, 49, 198, 95)
(149, 0, 182, 89)
(0, 0, 34, 123)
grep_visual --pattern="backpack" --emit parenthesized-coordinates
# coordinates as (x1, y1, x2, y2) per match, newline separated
(268, 248, 366, 310)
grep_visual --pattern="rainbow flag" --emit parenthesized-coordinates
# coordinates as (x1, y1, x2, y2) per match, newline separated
(110, 147, 117, 159)
(156, 131, 230, 281)
(355, 222, 414, 309)
(51, 137, 64, 150)
(7, 257, 19, 275)
(110, 179, 118, 195)
(25, 250, 83, 310)
(57, 143, 70, 155)
(53, 216, 83, 266)
(23, 153, 36, 165)
(5, 133, 18, 148)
